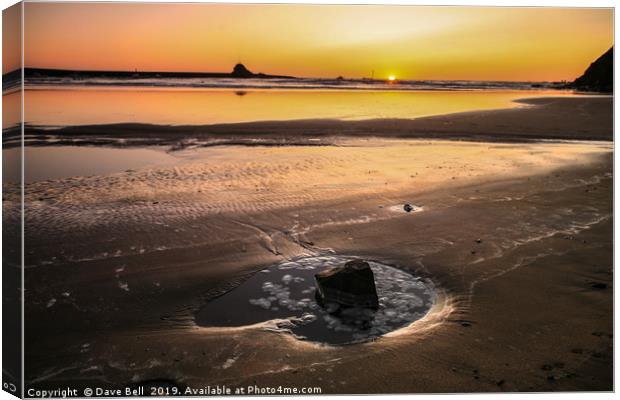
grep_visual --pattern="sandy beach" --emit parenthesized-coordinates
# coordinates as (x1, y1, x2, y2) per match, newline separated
(6, 95, 611, 393)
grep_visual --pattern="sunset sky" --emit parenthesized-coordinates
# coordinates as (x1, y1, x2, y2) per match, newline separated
(20, 3, 614, 81)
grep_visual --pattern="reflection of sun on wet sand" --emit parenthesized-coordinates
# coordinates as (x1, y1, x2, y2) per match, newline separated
(14, 97, 612, 393)
(7, 96, 613, 148)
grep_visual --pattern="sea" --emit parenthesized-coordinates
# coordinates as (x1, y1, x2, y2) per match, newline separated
(2, 76, 574, 128)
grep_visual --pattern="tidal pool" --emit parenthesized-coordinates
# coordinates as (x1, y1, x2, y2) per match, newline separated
(3, 146, 180, 183)
(196, 255, 434, 345)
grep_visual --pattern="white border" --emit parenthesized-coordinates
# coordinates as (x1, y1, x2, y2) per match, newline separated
(0, 1, 616, 400)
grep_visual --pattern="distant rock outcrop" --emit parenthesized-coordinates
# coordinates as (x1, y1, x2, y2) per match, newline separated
(573, 47, 613, 93)
(231, 63, 254, 78)
(19, 64, 295, 82)
(315, 259, 379, 310)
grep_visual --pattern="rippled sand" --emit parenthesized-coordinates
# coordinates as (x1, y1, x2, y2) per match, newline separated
(16, 138, 612, 393)
(6, 139, 610, 252)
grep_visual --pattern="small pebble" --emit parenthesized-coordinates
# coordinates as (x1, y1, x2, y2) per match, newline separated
(590, 282, 607, 290)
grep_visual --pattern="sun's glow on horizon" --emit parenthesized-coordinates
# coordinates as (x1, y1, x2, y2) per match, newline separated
(20, 4, 614, 82)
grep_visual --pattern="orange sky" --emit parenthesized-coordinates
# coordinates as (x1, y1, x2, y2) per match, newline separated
(21, 3, 613, 81)
(3, 2, 21, 74)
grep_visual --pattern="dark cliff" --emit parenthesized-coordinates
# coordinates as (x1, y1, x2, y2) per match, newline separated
(573, 47, 613, 93)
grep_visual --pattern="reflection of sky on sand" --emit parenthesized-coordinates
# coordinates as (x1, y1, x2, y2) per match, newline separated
(21, 89, 576, 127)
(3, 146, 180, 183)
(196, 255, 434, 345)
(10, 138, 612, 188)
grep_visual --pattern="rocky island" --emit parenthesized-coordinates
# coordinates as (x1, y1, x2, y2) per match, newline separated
(20, 63, 293, 82)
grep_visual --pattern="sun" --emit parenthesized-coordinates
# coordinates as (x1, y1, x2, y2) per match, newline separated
(388, 75, 396, 81)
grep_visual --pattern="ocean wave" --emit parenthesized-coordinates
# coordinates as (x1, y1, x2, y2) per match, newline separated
(24, 76, 567, 92)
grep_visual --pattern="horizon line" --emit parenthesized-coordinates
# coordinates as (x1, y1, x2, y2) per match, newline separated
(5, 66, 574, 84)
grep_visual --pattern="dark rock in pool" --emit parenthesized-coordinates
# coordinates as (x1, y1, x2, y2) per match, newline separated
(403, 203, 414, 212)
(314, 259, 379, 310)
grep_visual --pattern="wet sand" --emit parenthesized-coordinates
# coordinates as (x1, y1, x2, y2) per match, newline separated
(10, 97, 612, 393)
(7, 96, 613, 149)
